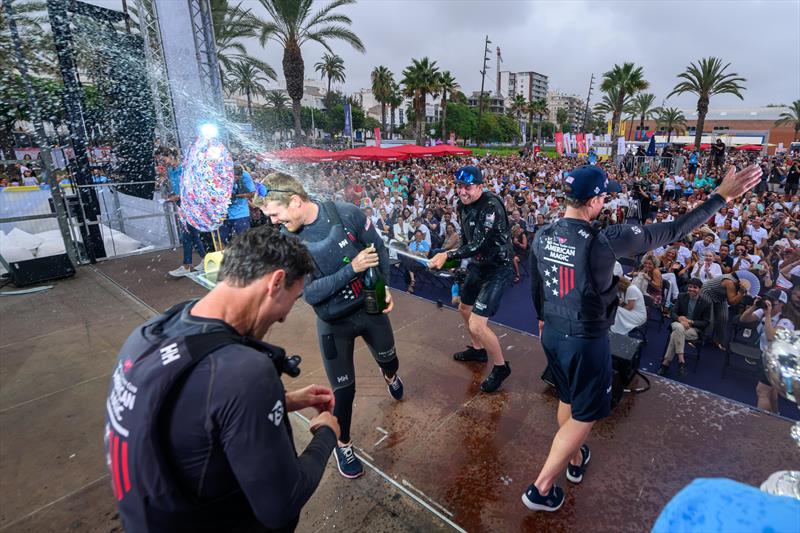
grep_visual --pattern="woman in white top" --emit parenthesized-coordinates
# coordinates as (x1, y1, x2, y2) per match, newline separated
(610, 277, 648, 335)
(392, 217, 413, 244)
(691, 251, 723, 282)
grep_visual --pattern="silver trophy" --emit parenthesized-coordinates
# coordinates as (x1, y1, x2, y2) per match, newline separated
(760, 328, 800, 498)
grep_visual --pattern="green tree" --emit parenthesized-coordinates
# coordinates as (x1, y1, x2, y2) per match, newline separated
(775, 100, 800, 141)
(225, 59, 274, 117)
(600, 62, 649, 157)
(314, 52, 346, 108)
(668, 57, 746, 150)
(387, 81, 404, 139)
(656, 107, 687, 142)
(211, 0, 275, 77)
(438, 70, 459, 140)
(256, 0, 365, 140)
(370, 65, 393, 135)
(509, 94, 527, 120)
(443, 103, 477, 144)
(400, 57, 440, 144)
(556, 108, 569, 132)
(630, 92, 658, 140)
(529, 98, 549, 144)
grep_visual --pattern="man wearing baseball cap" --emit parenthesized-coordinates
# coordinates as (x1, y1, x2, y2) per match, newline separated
(429, 166, 515, 393)
(524, 163, 762, 512)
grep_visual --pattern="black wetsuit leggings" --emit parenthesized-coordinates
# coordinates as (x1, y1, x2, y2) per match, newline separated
(317, 309, 399, 443)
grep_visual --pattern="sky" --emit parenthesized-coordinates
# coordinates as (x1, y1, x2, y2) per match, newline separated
(95, 0, 800, 110)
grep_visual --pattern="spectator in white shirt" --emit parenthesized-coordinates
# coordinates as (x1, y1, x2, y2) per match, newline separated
(692, 233, 719, 257)
(691, 251, 723, 282)
(746, 216, 769, 249)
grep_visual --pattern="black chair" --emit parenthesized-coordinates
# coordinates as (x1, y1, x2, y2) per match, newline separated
(662, 319, 706, 372)
(722, 315, 762, 379)
(629, 323, 648, 345)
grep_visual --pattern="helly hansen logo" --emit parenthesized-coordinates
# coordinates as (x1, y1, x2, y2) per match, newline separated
(338, 239, 348, 248)
(268, 400, 284, 426)
(160, 343, 181, 366)
(631, 226, 642, 235)
(578, 229, 590, 239)
(337, 374, 350, 384)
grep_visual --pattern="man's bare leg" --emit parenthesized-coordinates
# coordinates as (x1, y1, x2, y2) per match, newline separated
(557, 401, 584, 466)
(469, 314, 503, 365)
(458, 303, 483, 350)
(534, 417, 595, 495)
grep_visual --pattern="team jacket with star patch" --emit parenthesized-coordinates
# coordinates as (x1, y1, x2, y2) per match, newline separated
(530, 193, 726, 337)
(107, 300, 336, 532)
(449, 191, 513, 266)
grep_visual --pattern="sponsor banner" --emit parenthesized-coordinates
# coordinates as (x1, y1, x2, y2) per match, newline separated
(555, 132, 564, 156)
(374, 127, 381, 147)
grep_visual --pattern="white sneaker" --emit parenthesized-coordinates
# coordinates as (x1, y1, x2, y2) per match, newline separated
(168, 266, 191, 278)
(193, 263, 205, 272)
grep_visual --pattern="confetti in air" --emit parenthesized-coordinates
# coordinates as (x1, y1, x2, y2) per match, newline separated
(179, 134, 234, 232)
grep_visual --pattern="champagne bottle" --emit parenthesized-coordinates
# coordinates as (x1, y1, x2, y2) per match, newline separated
(364, 265, 386, 314)
(442, 257, 460, 269)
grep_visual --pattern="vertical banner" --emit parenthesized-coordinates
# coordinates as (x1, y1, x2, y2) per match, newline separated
(586, 133, 595, 149)
(520, 120, 527, 145)
(374, 127, 381, 147)
(607, 120, 612, 135)
(619, 122, 625, 137)
(617, 136, 626, 156)
(564, 132, 573, 156)
(449, 132, 455, 145)
(343, 102, 352, 138)
(576, 133, 586, 155)
(555, 132, 564, 156)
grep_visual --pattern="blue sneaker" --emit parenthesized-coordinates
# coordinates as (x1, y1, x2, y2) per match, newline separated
(384, 373, 404, 400)
(566, 444, 591, 484)
(334, 444, 364, 479)
(522, 484, 565, 512)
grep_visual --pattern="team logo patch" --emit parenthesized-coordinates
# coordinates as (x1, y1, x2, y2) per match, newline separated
(484, 212, 496, 228)
(267, 400, 284, 426)
(631, 226, 642, 235)
(558, 237, 568, 244)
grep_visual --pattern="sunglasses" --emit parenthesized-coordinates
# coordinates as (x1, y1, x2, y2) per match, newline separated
(455, 169, 479, 184)
(255, 183, 300, 198)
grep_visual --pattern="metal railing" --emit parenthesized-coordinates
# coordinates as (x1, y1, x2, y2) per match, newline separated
(614, 155, 686, 175)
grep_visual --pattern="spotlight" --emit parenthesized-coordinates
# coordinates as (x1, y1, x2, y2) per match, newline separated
(200, 123, 218, 139)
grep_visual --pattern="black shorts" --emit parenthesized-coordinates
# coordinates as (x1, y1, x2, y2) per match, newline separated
(541, 326, 612, 422)
(460, 262, 513, 317)
(317, 308, 397, 391)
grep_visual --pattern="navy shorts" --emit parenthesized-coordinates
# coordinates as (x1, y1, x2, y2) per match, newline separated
(541, 326, 612, 422)
(460, 262, 513, 317)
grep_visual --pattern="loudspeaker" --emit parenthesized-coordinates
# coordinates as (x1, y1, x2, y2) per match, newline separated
(4, 254, 76, 287)
(609, 331, 643, 387)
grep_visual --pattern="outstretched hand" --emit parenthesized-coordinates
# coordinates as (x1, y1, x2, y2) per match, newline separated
(285, 384, 334, 414)
(715, 164, 763, 203)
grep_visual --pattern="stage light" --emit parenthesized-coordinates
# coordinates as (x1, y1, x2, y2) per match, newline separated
(200, 123, 218, 139)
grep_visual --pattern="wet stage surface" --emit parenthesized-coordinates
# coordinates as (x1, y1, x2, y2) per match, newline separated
(1, 249, 798, 532)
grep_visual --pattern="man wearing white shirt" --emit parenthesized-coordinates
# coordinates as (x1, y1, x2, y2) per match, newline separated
(691, 251, 723, 282)
(664, 175, 676, 200)
(692, 233, 719, 256)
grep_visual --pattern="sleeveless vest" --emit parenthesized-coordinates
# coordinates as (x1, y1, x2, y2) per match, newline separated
(534, 220, 619, 336)
(302, 201, 368, 322)
(105, 303, 290, 532)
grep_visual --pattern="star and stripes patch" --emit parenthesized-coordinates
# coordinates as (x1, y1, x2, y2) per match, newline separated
(543, 263, 575, 298)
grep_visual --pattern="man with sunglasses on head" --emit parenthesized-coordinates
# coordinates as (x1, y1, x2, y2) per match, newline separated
(256, 172, 403, 481)
(522, 163, 762, 512)
(429, 165, 515, 393)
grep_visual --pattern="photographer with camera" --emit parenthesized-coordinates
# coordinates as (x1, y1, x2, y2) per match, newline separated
(220, 164, 256, 244)
(740, 289, 795, 413)
(106, 227, 339, 532)
(429, 165, 515, 393)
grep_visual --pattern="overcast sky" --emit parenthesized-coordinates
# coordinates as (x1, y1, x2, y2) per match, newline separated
(96, 0, 800, 109)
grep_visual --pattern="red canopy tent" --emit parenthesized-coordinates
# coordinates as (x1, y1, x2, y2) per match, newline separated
(683, 144, 712, 151)
(338, 146, 409, 161)
(264, 146, 344, 162)
(385, 144, 438, 157)
(734, 144, 763, 151)
(431, 144, 473, 156)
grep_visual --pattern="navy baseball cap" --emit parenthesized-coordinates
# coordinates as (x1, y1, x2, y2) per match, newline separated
(455, 165, 484, 185)
(564, 165, 621, 200)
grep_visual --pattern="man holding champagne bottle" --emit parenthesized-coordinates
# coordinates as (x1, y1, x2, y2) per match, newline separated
(256, 172, 403, 480)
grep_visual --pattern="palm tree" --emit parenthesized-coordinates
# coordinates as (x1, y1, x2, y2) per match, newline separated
(256, 0, 365, 140)
(314, 52, 345, 108)
(656, 107, 687, 142)
(775, 100, 800, 141)
(509, 94, 527, 119)
(631, 93, 658, 140)
(529, 98, 549, 144)
(668, 57, 746, 150)
(600, 62, 649, 157)
(400, 57, 440, 145)
(438, 70, 459, 141)
(225, 60, 273, 117)
(211, 0, 275, 77)
(594, 86, 633, 133)
(370, 65, 393, 135)
(387, 81, 403, 139)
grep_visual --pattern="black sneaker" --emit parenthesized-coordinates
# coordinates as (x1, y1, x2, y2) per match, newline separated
(678, 364, 688, 378)
(480, 362, 511, 393)
(521, 484, 565, 512)
(566, 444, 591, 484)
(334, 444, 364, 479)
(384, 373, 404, 401)
(657, 364, 669, 376)
(453, 345, 488, 362)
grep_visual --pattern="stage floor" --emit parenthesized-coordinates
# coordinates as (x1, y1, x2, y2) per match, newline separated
(1, 249, 798, 532)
